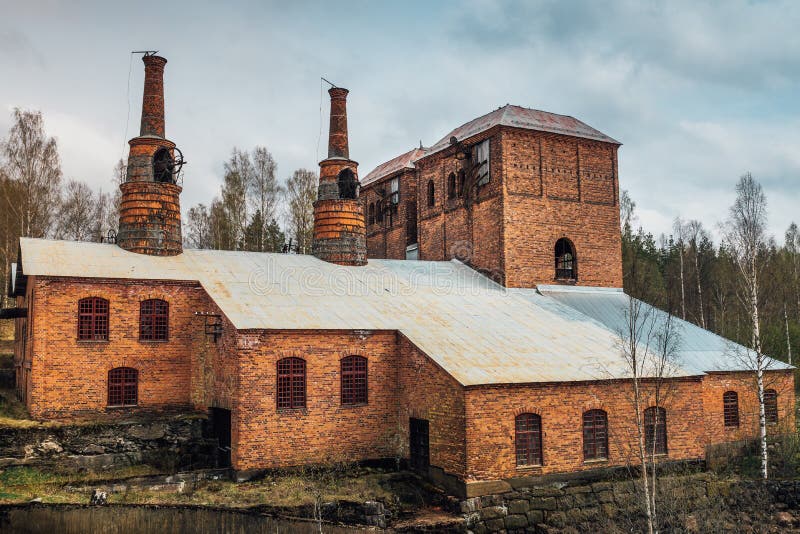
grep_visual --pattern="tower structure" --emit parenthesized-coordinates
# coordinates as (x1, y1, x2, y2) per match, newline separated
(117, 53, 184, 256)
(311, 87, 367, 266)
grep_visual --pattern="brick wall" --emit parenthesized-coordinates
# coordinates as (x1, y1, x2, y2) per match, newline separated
(463, 378, 706, 482)
(23, 276, 209, 420)
(363, 167, 418, 259)
(501, 128, 622, 288)
(702, 370, 796, 444)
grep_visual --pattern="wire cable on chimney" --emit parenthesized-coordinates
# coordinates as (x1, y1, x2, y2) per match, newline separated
(121, 52, 134, 164)
(316, 77, 324, 164)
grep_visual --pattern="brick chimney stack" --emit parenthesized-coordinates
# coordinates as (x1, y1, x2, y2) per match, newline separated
(117, 54, 183, 256)
(139, 55, 167, 137)
(312, 87, 367, 266)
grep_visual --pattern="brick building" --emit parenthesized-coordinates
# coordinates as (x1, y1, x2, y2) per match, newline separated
(2, 55, 795, 497)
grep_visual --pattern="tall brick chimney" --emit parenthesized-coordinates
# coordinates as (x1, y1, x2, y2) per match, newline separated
(312, 87, 367, 266)
(117, 54, 183, 256)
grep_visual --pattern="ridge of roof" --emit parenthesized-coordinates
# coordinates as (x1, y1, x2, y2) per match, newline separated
(361, 146, 427, 187)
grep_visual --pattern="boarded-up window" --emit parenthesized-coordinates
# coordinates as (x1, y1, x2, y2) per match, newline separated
(277, 357, 306, 409)
(644, 406, 667, 455)
(723, 391, 739, 428)
(341, 356, 368, 405)
(108, 367, 138, 406)
(515, 413, 543, 467)
(474, 139, 490, 186)
(583, 409, 608, 460)
(765, 389, 778, 424)
(78, 297, 109, 341)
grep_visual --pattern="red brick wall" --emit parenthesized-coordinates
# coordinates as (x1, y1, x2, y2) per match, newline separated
(397, 334, 466, 477)
(415, 127, 505, 279)
(363, 168, 418, 259)
(464, 378, 706, 481)
(24, 276, 208, 420)
(702, 370, 796, 443)
(501, 128, 622, 288)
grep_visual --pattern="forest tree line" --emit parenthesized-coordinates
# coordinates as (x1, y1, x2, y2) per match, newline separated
(0, 107, 798, 367)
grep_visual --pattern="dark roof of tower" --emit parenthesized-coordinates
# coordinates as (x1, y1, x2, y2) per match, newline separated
(424, 104, 620, 158)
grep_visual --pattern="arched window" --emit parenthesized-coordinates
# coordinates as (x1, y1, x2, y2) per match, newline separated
(376, 200, 384, 223)
(583, 409, 608, 461)
(277, 358, 306, 409)
(78, 297, 109, 341)
(139, 299, 169, 341)
(644, 406, 667, 455)
(555, 238, 577, 281)
(723, 391, 739, 428)
(368, 203, 375, 225)
(337, 168, 358, 199)
(447, 172, 456, 199)
(427, 180, 435, 207)
(457, 170, 466, 197)
(108, 367, 138, 407)
(765, 389, 778, 424)
(341, 355, 368, 405)
(152, 148, 174, 183)
(515, 413, 543, 467)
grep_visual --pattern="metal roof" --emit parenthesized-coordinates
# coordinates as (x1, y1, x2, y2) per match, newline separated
(360, 147, 427, 187)
(424, 105, 621, 158)
(19, 238, 782, 387)
(536, 285, 792, 375)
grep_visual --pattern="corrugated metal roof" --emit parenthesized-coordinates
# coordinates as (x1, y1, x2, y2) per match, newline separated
(19, 238, 781, 387)
(360, 147, 427, 187)
(424, 105, 620, 158)
(536, 285, 792, 375)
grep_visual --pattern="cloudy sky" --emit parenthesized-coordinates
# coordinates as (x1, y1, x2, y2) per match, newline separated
(1, 0, 798, 241)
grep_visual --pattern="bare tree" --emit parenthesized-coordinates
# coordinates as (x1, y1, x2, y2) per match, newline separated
(722, 172, 771, 480)
(673, 217, 688, 321)
(54, 180, 102, 242)
(247, 146, 282, 252)
(786, 222, 800, 319)
(285, 168, 318, 254)
(221, 148, 253, 249)
(105, 159, 126, 234)
(0, 172, 24, 308)
(185, 203, 212, 249)
(1, 109, 62, 239)
(686, 220, 708, 329)
(617, 292, 682, 534)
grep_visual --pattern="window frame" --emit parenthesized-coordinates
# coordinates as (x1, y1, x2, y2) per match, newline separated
(515, 413, 543, 467)
(368, 203, 375, 225)
(427, 180, 435, 208)
(723, 391, 739, 428)
(447, 172, 457, 200)
(107, 367, 138, 407)
(276, 357, 306, 410)
(341, 355, 368, 406)
(764, 389, 778, 424)
(582, 409, 609, 461)
(77, 297, 110, 341)
(644, 406, 668, 456)
(554, 238, 578, 281)
(139, 299, 169, 342)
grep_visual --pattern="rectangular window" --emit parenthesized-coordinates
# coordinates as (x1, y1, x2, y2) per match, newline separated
(474, 139, 490, 186)
(341, 356, 368, 405)
(78, 297, 109, 341)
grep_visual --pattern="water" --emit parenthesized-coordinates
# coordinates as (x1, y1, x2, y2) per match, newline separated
(0, 505, 368, 534)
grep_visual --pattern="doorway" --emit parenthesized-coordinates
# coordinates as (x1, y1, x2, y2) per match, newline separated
(210, 407, 232, 468)
(409, 418, 430, 473)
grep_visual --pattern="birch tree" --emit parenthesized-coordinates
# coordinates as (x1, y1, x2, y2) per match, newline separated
(687, 219, 708, 329)
(722, 172, 771, 480)
(247, 146, 283, 252)
(285, 168, 318, 254)
(673, 217, 688, 320)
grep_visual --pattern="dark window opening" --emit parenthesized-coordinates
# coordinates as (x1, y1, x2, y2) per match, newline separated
(765, 389, 778, 424)
(210, 407, 232, 468)
(153, 148, 174, 183)
(376, 200, 384, 223)
(515, 413, 543, 467)
(406, 200, 418, 246)
(458, 170, 466, 197)
(555, 238, 577, 281)
(723, 391, 739, 428)
(368, 203, 375, 225)
(644, 406, 667, 455)
(139, 299, 169, 341)
(78, 297, 109, 341)
(337, 168, 358, 199)
(447, 172, 456, 200)
(409, 418, 430, 472)
(583, 409, 608, 461)
(341, 355, 367, 405)
(108, 367, 138, 406)
(277, 357, 306, 409)
(427, 180, 435, 207)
